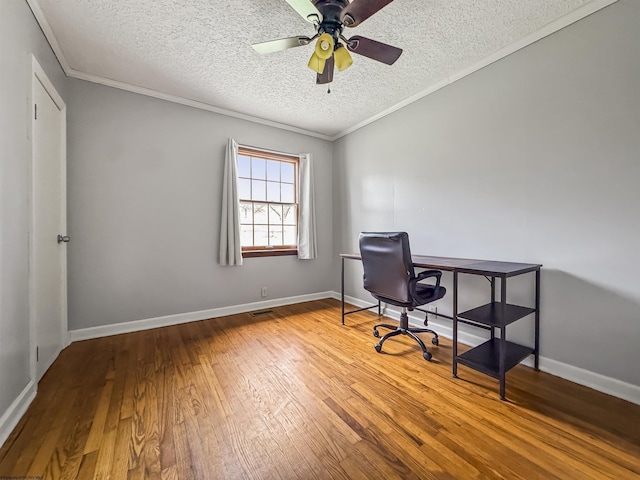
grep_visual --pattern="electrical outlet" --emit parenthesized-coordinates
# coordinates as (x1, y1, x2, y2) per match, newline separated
(426, 305, 437, 320)
(261, 287, 268, 298)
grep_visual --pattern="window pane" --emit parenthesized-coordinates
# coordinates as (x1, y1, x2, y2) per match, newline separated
(254, 225, 268, 246)
(238, 178, 251, 200)
(269, 204, 282, 225)
(269, 225, 283, 246)
(281, 183, 294, 203)
(282, 204, 296, 225)
(240, 225, 253, 246)
(282, 162, 294, 183)
(252, 180, 266, 201)
(254, 203, 268, 224)
(239, 202, 253, 224)
(266, 160, 280, 181)
(252, 158, 266, 180)
(284, 226, 296, 245)
(267, 181, 280, 202)
(237, 148, 300, 254)
(238, 155, 251, 178)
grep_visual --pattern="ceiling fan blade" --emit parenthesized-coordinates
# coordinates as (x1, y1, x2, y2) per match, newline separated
(252, 36, 312, 54)
(316, 55, 334, 84)
(284, 0, 322, 23)
(341, 0, 394, 27)
(346, 36, 402, 65)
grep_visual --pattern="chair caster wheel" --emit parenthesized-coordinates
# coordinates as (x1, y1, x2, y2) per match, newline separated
(423, 351, 432, 361)
(374, 343, 382, 353)
(432, 337, 439, 346)
(373, 329, 380, 338)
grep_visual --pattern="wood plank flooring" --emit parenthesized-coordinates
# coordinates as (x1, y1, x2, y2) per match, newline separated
(1, 299, 639, 479)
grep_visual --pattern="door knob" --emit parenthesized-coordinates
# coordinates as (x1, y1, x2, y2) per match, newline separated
(57, 234, 70, 244)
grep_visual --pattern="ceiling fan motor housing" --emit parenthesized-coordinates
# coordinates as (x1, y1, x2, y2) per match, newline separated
(312, 0, 350, 45)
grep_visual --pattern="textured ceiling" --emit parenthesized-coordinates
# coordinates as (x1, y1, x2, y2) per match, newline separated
(28, 0, 611, 139)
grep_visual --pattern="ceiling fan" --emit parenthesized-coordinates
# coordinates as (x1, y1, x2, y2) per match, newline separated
(252, 0, 402, 85)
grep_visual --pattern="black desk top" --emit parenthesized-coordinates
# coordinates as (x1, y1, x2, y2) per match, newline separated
(341, 253, 541, 277)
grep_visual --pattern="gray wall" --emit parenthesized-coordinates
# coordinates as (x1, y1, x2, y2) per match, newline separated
(0, 0, 67, 421)
(66, 79, 334, 330)
(2, 0, 638, 439)
(333, 0, 640, 387)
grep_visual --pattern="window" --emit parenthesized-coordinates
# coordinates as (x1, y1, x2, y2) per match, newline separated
(237, 146, 299, 257)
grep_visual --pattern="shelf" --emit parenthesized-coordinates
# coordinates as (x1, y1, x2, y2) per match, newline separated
(457, 339, 534, 378)
(458, 302, 535, 327)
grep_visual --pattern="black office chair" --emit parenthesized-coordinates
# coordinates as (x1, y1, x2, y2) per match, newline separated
(359, 232, 446, 361)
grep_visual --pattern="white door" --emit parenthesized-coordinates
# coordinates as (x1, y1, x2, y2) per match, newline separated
(31, 62, 67, 381)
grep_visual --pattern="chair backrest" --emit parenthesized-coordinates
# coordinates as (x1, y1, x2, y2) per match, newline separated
(359, 232, 415, 305)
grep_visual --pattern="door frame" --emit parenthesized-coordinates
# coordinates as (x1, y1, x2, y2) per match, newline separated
(28, 55, 68, 383)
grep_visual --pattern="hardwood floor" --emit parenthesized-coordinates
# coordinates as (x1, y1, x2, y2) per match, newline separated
(1, 299, 639, 479)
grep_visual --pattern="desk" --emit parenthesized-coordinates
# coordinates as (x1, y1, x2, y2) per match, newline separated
(340, 253, 542, 400)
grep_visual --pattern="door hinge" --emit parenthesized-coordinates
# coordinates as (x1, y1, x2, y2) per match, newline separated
(36, 346, 39, 361)
(34, 103, 37, 120)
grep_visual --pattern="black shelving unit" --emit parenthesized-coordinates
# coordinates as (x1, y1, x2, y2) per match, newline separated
(340, 252, 541, 400)
(457, 339, 534, 378)
(452, 262, 541, 400)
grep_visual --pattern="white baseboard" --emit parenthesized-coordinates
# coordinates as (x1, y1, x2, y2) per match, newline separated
(0, 380, 36, 449)
(332, 292, 640, 406)
(531, 357, 640, 406)
(68, 291, 335, 342)
(64, 290, 640, 405)
(6, 289, 635, 455)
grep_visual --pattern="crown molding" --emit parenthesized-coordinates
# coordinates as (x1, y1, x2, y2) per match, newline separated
(65, 68, 334, 141)
(26, 0, 72, 72)
(25, 0, 332, 141)
(27, 0, 618, 142)
(329, 0, 620, 140)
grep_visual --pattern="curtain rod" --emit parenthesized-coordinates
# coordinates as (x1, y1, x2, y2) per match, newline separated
(238, 143, 300, 159)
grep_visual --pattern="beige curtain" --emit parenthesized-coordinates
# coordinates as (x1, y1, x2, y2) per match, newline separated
(219, 138, 243, 266)
(297, 153, 317, 259)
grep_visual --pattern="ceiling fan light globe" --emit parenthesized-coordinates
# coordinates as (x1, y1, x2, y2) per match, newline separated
(334, 45, 353, 71)
(314, 33, 334, 60)
(307, 52, 327, 73)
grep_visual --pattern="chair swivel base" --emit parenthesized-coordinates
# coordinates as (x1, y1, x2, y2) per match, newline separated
(373, 310, 439, 361)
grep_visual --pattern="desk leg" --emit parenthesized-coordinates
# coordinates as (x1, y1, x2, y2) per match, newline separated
(341, 256, 345, 325)
(490, 277, 496, 341)
(499, 277, 507, 400)
(452, 271, 459, 378)
(535, 269, 540, 370)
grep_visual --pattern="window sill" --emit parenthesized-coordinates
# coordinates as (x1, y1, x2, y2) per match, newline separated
(242, 249, 298, 258)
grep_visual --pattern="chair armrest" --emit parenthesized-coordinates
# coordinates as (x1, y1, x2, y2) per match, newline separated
(415, 269, 442, 289)
(409, 269, 442, 302)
